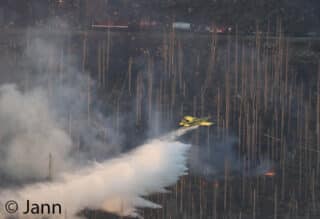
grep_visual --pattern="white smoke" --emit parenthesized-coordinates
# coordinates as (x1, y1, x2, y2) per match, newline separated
(0, 26, 122, 182)
(0, 68, 121, 182)
(0, 84, 73, 180)
(0, 128, 194, 219)
(0, 19, 197, 219)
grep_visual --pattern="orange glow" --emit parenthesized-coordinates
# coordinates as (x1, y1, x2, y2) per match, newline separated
(264, 170, 275, 177)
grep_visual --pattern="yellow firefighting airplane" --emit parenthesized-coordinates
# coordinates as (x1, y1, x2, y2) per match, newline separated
(179, 116, 214, 127)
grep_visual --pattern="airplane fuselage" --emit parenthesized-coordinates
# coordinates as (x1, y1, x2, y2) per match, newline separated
(179, 116, 213, 127)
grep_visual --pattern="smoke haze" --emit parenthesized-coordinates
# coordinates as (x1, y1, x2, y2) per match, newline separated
(0, 129, 193, 219)
(0, 84, 73, 180)
(0, 22, 124, 183)
(0, 17, 273, 219)
(0, 20, 198, 219)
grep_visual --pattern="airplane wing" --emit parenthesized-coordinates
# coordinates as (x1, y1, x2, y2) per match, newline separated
(199, 121, 213, 126)
(184, 116, 195, 122)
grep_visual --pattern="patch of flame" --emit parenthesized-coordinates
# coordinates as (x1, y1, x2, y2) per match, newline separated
(264, 170, 275, 177)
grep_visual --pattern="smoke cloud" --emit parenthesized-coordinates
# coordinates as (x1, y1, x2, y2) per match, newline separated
(0, 23, 123, 183)
(0, 19, 198, 218)
(0, 84, 73, 180)
(188, 135, 240, 178)
(0, 128, 194, 219)
(188, 132, 274, 179)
